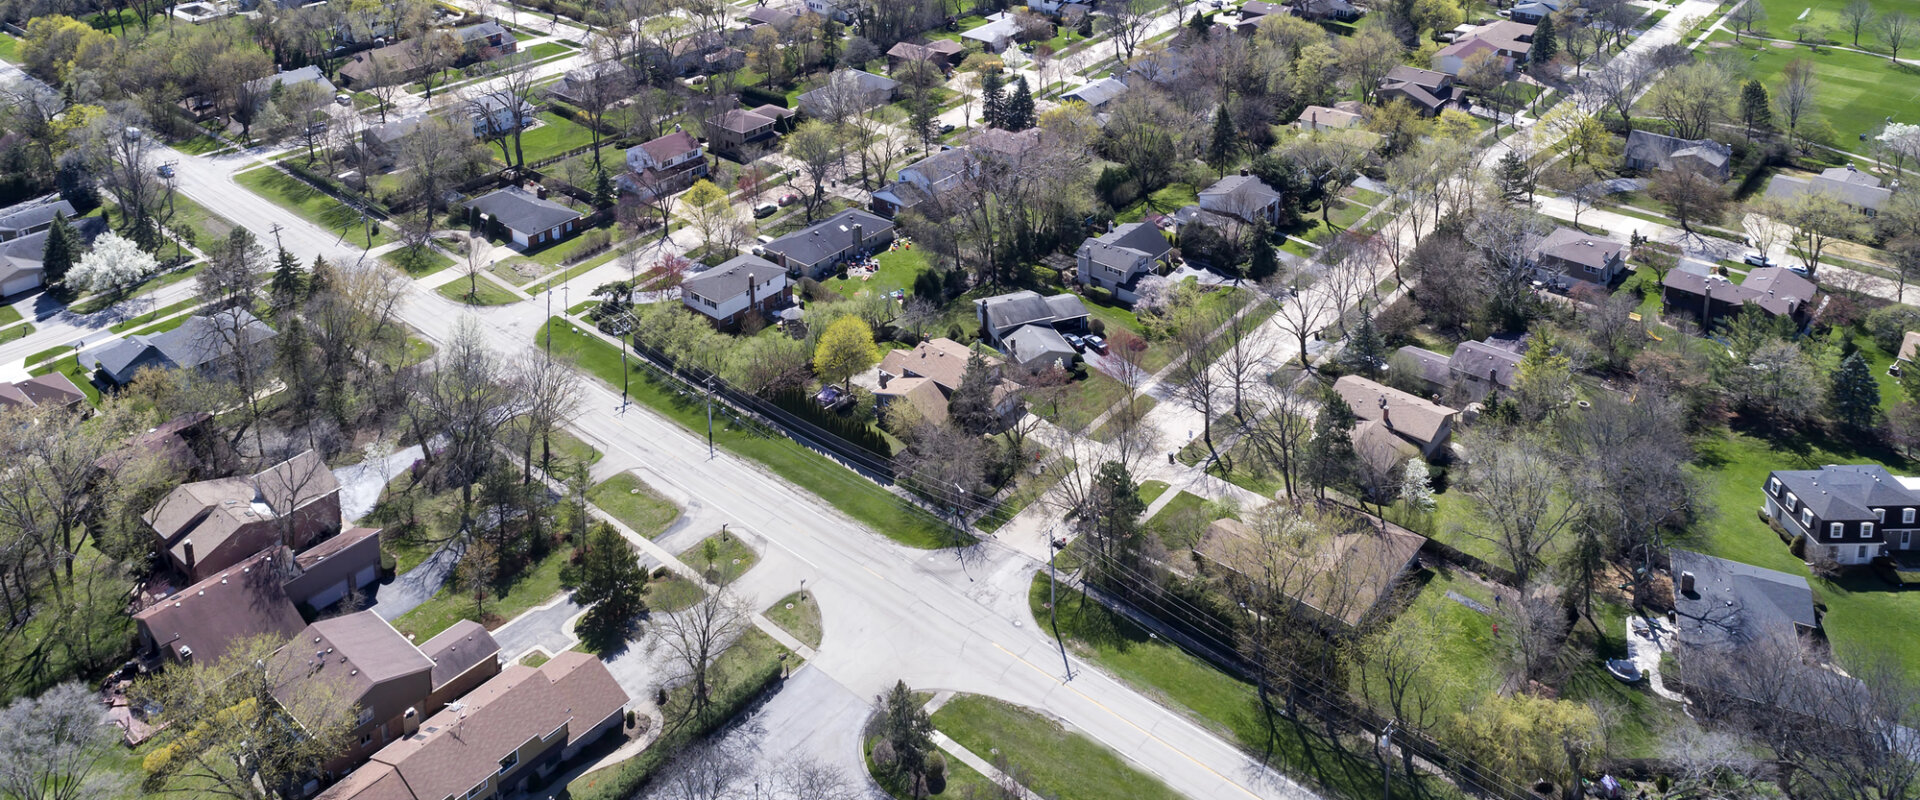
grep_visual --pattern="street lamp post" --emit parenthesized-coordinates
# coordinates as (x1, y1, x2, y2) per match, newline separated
(1049, 532, 1070, 680)
(705, 376, 716, 459)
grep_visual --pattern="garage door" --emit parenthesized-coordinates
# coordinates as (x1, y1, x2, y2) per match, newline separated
(1, 274, 40, 297)
(307, 580, 348, 610)
(353, 565, 378, 590)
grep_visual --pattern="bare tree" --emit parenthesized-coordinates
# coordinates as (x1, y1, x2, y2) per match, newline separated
(1776, 57, 1818, 151)
(0, 682, 126, 800)
(1841, 0, 1877, 46)
(412, 317, 518, 525)
(1101, 0, 1156, 63)
(656, 588, 751, 721)
(513, 351, 583, 482)
(1241, 382, 1316, 499)
(1262, 273, 1331, 370)
(1881, 11, 1915, 61)
(1164, 306, 1228, 464)
(1459, 431, 1581, 586)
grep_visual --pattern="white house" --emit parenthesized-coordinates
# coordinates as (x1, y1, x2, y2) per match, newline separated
(617, 131, 707, 199)
(681, 254, 792, 327)
(1197, 174, 1284, 225)
(1765, 165, 1894, 216)
(803, 0, 850, 21)
(468, 94, 535, 138)
(963, 12, 1023, 52)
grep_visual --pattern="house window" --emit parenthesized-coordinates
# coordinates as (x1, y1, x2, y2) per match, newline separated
(499, 751, 518, 774)
(1768, 477, 1781, 496)
(1786, 492, 1799, 511)
(358, 708, 375, 726)
(1906, 508, 1915, 525)
(1865, 522, 1876, 539)
(1905, 530, 1912, 548)
(1803, 508, 1814, 528)
(1879, 509, 1888, 522)
(360, 732, 373, 747)
(1831, 522, 1844, 538)
(1860, 546, 1870, 559)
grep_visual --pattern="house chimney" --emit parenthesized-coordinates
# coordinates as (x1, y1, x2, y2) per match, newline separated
(403, 707, 419, 737)
(183, 539, 195, 573)
(1680, 571, 1695, 594)
(1378, 395, 1391, 427)
(1240, 167, 1250, 177)
(852, 223, 864, 248)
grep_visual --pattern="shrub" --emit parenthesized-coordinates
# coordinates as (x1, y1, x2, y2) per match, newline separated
(1866, 305, 1920, 353)
(740, 85, 789, 108)
(870, 739, 897, 768)
(1790, 533, 1807, 560)
(1085, 285, 1115, 306)
(926, 752, 948, 794)
(1090, 318, 1106, 335)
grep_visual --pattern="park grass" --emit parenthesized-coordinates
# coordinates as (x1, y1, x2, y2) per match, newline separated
(825, 245, 930, 299)
(233, 167, 384, 243)
(1030, 574, 1465, 800)
(27, 355, 99, 405)
(538, 317, 960, 549)
(764, 591, 822, 649)
(587, 472, 681, 538)
(435, 275, 521, 305)
(930, 692, 1185, 800)
(391, 542, 568, 640)
(380, 246, 457, 278)
(1699, 32, 1920, 157)
(1136, 480, 1171, 506)
(1032, 371, 1130, 435)
(1755, 0, 1912, 48)
(683, 529, 758, 585)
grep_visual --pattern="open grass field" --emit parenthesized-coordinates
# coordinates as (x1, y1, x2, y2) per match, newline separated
(587, 472, 681, 538)
(233, 167, 383, 243)
(930, 693, 1185, 800)
(510, 111, 598, 164)
(765, 591, 822, 649)
(539, 318, 960, 549)
(1704, 32, 1920, 156)
(1754, 0, 1914, 47)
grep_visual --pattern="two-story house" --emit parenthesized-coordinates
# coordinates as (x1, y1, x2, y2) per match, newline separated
(1074, 222, 1169, 302)
(467, 94, 535, 139)
(1662, 266, 1818, 328)
(1763, 465, 1920, 566)
(453, 21, 518, 58)
(617, 131, 706, 200)
(142, 449, 341, 582)
(1532, 227, 1626, 288)
(705, 107, 784, 159)
(680, 254, 791, 328)
(547, 61, 634, 106)
(870, 146, 972, 217)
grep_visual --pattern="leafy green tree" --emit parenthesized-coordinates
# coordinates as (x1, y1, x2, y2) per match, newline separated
(813, 316, 880, 392)
(1248, 221, 1279, 281)
(1306, 383, 1358, 498)
(563, 522, 650, 648)
(869, 680, 937, 796)
(946, 351, 1002, 436)
(1081, 460, 1147, 591)
(1206, 104, 1236, 177)
(1740, 79, 1772, 139)
(39, 211, 78, 286)
(1188, 9, 1211, 39)
(1828, 351, 1881, 430)
(1003, 76, 1036, 132)
(1340, 313, 1388, 377)
(1530, 14, 1557, 65)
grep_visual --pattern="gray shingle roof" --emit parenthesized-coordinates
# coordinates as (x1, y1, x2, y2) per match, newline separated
(979, 291, 1058, 335)
(468, 188, 581, 236)
(1769, 464, 1919, 523)
(682, 254, 786, 303)
(1624, 130, 1731, 171)
(1003, 325, 1075, 368)
(762, 209, 892, 267)
(0, 198, 75, 236)
(1064, 77, 1128, 108)
(1535, 227, 1623, 272)
(1670, 548, 1817, 654)
(1392, 346, 1453, 387)
(79, 308, 277, 384)
(1449, 341, 1522, 387)
(1098, 222, 1169, 261)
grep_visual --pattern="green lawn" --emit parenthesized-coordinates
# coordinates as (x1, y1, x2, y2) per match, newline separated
(1089, 396, 1159, 443)
(930, 693, 1184, 800)
(1145, 490, 1213, 551)
(510, 112, 598, 164)
(1373, 568, 1502, 716)
(381, 246, 456, 278)
(171, 134, 227, 156)
(765, 591, 822, 649)
(825, 246, 931, 299)
(1136, 480, 1171, 506)
(1116, 184, 1197, 225)
(866, 732, 997, 800)
(646, 572, 706, 613)
(587, 472, 681, 538)
(0, 33, 19, 63)
(27, 355, 99, 405)
(1700, 32, 1920, 156)
(108, 298, 200, 333)
(23, 344, 73, 368)
(1032, 371, 1129, 435)
(435, 275, 521, 305)
(540, 318, 959, 549)
(0, 306, 19, 327)
(977, 456, 1074, 534)
(683, 530, 758, 585)
(233, 167, 383, 242)
(1755, 0, 1913, 50)
(392, 541, 568, 640)
(1031, 574, 1463, 800)
(0, 322, 31, 345)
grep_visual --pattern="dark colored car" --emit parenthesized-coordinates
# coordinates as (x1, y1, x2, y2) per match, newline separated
(1063, 333, 1087, 352)
(753, 204, 778, 218)
(1084, 334, 1108, 355)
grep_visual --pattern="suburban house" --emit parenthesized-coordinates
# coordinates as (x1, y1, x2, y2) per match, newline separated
(803, 0, 851, 21)
(0, 197, 76, 240)
(357, 113, 429, 169)
(1196, 173, 1285, 225)
(80, 307, 278, 387)
(248, 65, 336, 106)
(680, 254, 791, 327)
(272, 612, 501, 774)
(548, 61, 634, 105)
(281, 525, 383, 610)
(975, 290, 1089, 370)
(131, 548, 306, 665)
(1286, 0, 1361, 22)
(962, 12, 1022, 52)
(1532, 227, 1627, 287)
(338, 41, 428, 87)
(1762, 464, 1920, 566)
(797, 69, 900, 119)
(453, 21, 518, 57)
(0, 216, 106, 297)
(1196, 510, 1426, 629)
(663, 31, 728, 74)
(1294, 103, 1364, 132)
(468, 187, 582, 248)
(1661, 266, 1818, 327)
(1332, 375, 1459, 460)
(1377, 66, 1462, 116)
(1233, 0, 1280, 32)
(1898, 331, 1920, 375)
(1624, 130, 1734, 182)
(617, 131, 706, 200)
(1765, 165, 1894, 215)
(1432, 20, 1534, 75)
(144, 449, 342, 581)
(1075, 222, 1170, 302)
(742, 5, 798, 34)
(467, 94, 535, 138)
(874, 338, 1021, 425)
(1392, 335, 1528, 402)
(1510, 0, 1564, 23)
(871, 146, 973, 217)
(0, 373, 88, 411)
(706, 108, 782, 159)
(1062, 76, 1128, 110)
(885, 39, 963, 73)
(760, 208, 895, 278)
(315, 652, 629, 800)
(1670, 548, 1820, 659)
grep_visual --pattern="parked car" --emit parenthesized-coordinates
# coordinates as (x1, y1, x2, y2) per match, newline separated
(753, 204, 778, 218)
(156, 164, 175, 178)
(939, 123, 956, 134)
(1787, 264, 1813, 277)
(778, 193, 799, 206)
(1063, 333, 1086, 352)
(1743, 253, 1775, 268)
(335, 93, 352, 106)
(1084, 334, 1107, 354)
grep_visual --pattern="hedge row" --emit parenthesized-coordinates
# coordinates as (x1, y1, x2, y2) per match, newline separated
(739, 85, 790, 109)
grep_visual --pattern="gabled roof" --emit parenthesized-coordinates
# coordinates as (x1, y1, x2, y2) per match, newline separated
(745, 5, 796, 25)
(364, 113, 427, 145)
(682, 254, 786, 304)
(294, 525, 381, 570)
(709, 108, 777, 133)
(762, 208, 893, 267)
(1670, 548, 1818, 654)
(132, 549, 302, 663)
(1044, 293, 1089, 322)
(453, 21, 514, 45)
(635, 131, 700, 165)
(1064, 76, 1128, 108)
(1625, 130, 1732, 170)
(418, 619, 500, 690)
(1003, 324, 1075, 367)
(1449, 341, 1523, 388)
(1383, 65, 1451, 92)
(878, 337, 993, 392)
(468, 188, 582, 236)
(1662, 266, 1816, 318)
(978, 290, 1058, 335)
(273, 611, 432, 712)
(1392, 346, 1453, 387)
(1899, 331, 1920, 363)
(0, 373, 86, 410)
(1096, 222, 1169, 260)
(1766, 166, 1893, 210)
(1080, 240, 1153, 273)
(1534, 227, 1623, 271)
(145, 449, 339, 567)
(0, 197, 75, 235)
(1296, 105, 1362, 128)
(1199, 175, 1283, 220)
(1, 216, 106, 287)
(1332, 375, 1457, 447)
(250, 65, 336, 96)
(1451, 20, 1534, 54)
(1196, 511, 1426, 627)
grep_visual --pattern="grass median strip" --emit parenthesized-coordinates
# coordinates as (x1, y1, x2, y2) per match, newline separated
(0, 323, 31, 345)
(587, 472, 680, 538)
(764, 591, 821, 650)
(930, 693, 1184, 800)
(233, 166, 385, 244)
(109, 298, 201, 333)
(538, 317, 958, 549)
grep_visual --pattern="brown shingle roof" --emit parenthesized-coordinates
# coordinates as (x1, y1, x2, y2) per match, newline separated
(418, 620, 500, 690)
(540, 652, 630, 746)
(877, 338, 994, 392)
(1332, 376, 1457, 447)
(272, 611, 432, 712)
(132, 549, 302, 663)
(295, 526, 382, 570)
(1195, 512, 1426, 627)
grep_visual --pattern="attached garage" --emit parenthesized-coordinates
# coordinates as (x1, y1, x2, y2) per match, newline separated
(284, 527, 385, 611)
(0, 268, 41, 297)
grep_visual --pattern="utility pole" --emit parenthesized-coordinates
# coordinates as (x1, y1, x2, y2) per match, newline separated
(268, 222, 284, 253)
(1049, 533, 1070, 679)
(1379, 719, 1396, 800)
(705, 375, 716, 458)
(544, 289, 552, 355)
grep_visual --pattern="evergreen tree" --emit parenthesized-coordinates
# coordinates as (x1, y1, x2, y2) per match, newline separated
(1206, 104, 1237, 177)
(1340, 313, 1388, 377)
(270, 247, 303, 309)
(1003, 76, 1036, 132)
(980, 69, 1007, 129)
(1531, 15, 1557, 65)
(946, 351, 1002, 435)
(1495, 150, 1534, 203)
(1306, 383, 1358, 498)
(307, 255, 333, 298)
(1188, 10, 1211, 39)
(1082, 460, 1147, 591)
(562, 521, 650, 646)
(874, 680, 937, 795)
(39, 211, 77, 286)
(1248, 221, 1279, 281)
(1829, 351, 1881, 429)
(1515, 328, 1572, 420)
(1740, 79, 1773, 139)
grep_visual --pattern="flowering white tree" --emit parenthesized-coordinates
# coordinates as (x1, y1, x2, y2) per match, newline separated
(1878, 122, 1920, 177)
(1399, 458, 1435, 512)
(66, 231, 158, 295)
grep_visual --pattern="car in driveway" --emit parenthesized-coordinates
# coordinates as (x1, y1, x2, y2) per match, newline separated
(1063, 333, 1087, 352)
(1743, 253, 1776, 268)
(1084, 334, 1108, 355)
(778, 193, 799, 206)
